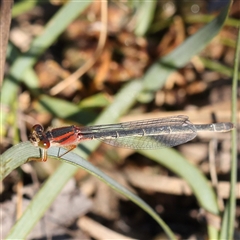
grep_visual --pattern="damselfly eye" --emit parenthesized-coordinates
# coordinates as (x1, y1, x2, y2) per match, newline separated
(29, 124, 50, 149)
(32, 124, 44, 134)
(38, 139, 50, 149)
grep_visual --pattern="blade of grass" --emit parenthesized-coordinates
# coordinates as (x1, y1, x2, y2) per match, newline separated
(37, 95, 101, 125)
(12, 0, 43, 18)
(184, 14, 240, 28)
(199, 57, 240, 80)
(6, 42, 41, 95)
(220, 200, 231, 239)
(3, 141, 176, 240)
(222, 26, 239, 240)
(134, 0, 157, 36)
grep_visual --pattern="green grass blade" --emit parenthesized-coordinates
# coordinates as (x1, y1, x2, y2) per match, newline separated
(199, 57, 240, 80)
(3, 142, 176, 240)
(12, 0, 41, 18)
(37, 95, 99, 125)
(0, 142, 38, 180)
(223, 27, 239, 240)
(134, 0, 157, 36)
(220, 201, 231, 239)
(2, 142, 81, 239)
(184, 14, 240, 27)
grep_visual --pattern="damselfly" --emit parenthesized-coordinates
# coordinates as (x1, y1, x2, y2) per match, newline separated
(29, 115, 234, 162)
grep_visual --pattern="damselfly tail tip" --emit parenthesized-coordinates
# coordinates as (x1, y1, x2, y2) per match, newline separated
(214, 122, 235, 132)
(224, 122, 235, 131)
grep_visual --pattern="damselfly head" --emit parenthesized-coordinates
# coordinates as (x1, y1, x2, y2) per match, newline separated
(29, 124, 50, 149)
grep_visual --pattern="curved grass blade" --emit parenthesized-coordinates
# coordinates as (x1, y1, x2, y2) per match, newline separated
(220, 26, 240, 240)
(3, 141, 176, 240)
(134, 0, 157, 36)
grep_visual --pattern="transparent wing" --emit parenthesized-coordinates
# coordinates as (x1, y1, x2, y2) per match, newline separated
(100, 132, 197, 149)
(87, 115, 190, 131)
(90, 115, 198, 149)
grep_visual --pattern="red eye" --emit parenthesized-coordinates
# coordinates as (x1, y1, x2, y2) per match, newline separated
(29, 124, 50, 149)
(38, 139, 50, 149)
